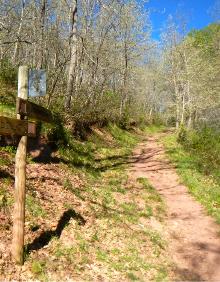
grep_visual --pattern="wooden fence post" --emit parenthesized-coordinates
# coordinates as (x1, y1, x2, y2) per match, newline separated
(12, 66, 28, 265)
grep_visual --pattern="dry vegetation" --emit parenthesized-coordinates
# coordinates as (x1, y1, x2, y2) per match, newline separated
(0, 0, 220, 280)
(0, 126, 173, 281)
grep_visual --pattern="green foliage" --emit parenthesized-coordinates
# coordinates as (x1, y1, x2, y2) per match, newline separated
(189, 23, 220, 56)
(42, 114, 68, 145)
(107, 124, 139, 147)
(0, 59, 17, 106)
(26, 195, 46, 218)
(32, 261, 41, 274)
(143, 125, 166, 135)
(177, 126, 188, 143)
(151, 114, 165, 127)
(144, 229, 166, 250)
(0, 103, 16, 118)
(0, 59, 17, 86)
(119, 114, 131, 130)
(166, 116, 176, 127)
(137, 177, 165, 218)
(0, 194, 7, 209)
(177, 127, 220, 180)
(163, 133, 220, 224)
(126, 272, 139, 280)
(31, 260, 48, 280)
(0, 146, 16, 154)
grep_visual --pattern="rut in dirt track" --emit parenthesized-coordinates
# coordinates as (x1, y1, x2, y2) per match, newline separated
(130, 133, 220, 281)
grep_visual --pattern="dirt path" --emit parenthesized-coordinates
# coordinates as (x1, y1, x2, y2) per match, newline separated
(129, 133, 220, 281)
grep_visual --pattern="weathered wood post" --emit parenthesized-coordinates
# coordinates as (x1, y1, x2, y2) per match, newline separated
(12, 66, 28, 265)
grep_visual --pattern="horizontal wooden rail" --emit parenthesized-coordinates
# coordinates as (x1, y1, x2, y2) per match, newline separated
(0, 116, 36, 137)
(17, 98, 53, 123)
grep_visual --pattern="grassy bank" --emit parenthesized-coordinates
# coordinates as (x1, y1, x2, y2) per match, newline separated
(162, 132, 220, 224)
(177, 127, 220, 183)
(0, 103, 15, 118)
(0, 124, 172, 281)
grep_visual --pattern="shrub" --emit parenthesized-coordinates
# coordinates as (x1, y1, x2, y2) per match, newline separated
(177, 126, 189, 144)
(0, 59, 17, 86)
(177, 126, 220, 176)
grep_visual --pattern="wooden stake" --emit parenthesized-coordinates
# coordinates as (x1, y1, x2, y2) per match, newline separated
(12, 66, 28, 265)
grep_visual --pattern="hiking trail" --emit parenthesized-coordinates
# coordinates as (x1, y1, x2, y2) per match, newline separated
(129, 133, 220, 281)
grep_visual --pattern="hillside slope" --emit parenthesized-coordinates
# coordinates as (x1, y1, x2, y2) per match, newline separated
(0, 125, 172, 281)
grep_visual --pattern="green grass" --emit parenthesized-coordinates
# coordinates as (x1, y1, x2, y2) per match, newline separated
(107, 123, 139, 147)
(137, 177, 166, 219)
(32, 260, 46, 274)
(162, 133, 220, 224)
(41, 126, 171, 280)
(31, 260, 48, 281)
(58, 124, 140, 175)
(0, 146, 17, 154)
(0, 123, 172, 280)
(143, 125, 166, 135)
(0, 177, 14, 214)
(177, 127, 220, 182)
(26, 195, 47, 218)
(0, 103, 16, 117)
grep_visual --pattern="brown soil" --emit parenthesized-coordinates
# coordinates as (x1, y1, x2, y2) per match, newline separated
(0, 136, 170, 281)
(129, 133, 220, 281)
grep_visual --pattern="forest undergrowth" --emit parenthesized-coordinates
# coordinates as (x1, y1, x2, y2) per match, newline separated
(0, 124, 172, 281)
(162, 128, 220, 225)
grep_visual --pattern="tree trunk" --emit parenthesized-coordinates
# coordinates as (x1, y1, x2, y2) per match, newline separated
(120, 38, 128, 118)
(181, 91, 185, 125)
(13, 0, 25, 63)
(65, 0, 78, 110)
(37, 0, 46, 69)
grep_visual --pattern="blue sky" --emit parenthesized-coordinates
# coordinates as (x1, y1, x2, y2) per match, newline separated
(147, 0, 216, 39)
